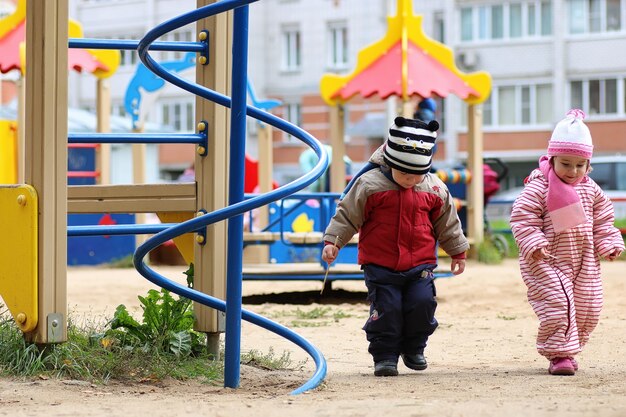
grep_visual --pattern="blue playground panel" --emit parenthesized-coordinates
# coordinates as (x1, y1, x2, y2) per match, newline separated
(264, 196, 358, 265)
(68, 147, 96, 186)
(67, 213, 136, 266)
(67, 147, 135, 265)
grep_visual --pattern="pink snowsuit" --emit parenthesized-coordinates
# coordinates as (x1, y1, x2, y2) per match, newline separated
(510, 168, 624, 360)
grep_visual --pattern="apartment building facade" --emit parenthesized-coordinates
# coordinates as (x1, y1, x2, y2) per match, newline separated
(66, 0, 626, 189)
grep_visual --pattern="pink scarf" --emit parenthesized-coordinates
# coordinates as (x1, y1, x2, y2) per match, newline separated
(538, 155, 587, 233)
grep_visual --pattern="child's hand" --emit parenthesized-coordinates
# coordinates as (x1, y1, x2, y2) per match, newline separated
(451, 259, 465, 275)
(531, 247, 553, 261)
(322, 245, 339, 264)
(606, 248, 623, 261)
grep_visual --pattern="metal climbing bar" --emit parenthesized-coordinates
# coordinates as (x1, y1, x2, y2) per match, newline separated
(67, 223, 174, 237)
(69, 38, 206, 53)
(223, 4, 250, 390)
(68, 133, 205, 144)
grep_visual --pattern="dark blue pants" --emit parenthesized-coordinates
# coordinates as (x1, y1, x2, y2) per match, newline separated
(362, 263, 438, 363)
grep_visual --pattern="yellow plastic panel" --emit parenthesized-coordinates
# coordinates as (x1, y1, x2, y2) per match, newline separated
(0, 185, 38, 332)
(156, 212, 195, 265)
(0, 120, 17, 184)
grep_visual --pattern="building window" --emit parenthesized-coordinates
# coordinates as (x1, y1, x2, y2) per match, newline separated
(282, 26, 301, 71)
(483, 95, 493, 126)
(433, 12, 445, 42)
(118, 35, 141, 67)
(283, 102, 301, 142)
(160, 100, 195, 132)
(541, 1, 553, 35)
(510, 3, 523, 38)
(327, 21, 348, 69)
(160, 29, 194, 61)
(482, 83, 553, 127)
(460, 2, 552, 42)
(521, 86, 531, 124)
(498, 87, 516, 125)
(536, 84, 553, 123)
(568, 0, 622, 34)
(111, 102, 126, 118)
(491, 5, 504, 39)
(571, 78, 618, 115)
(461, 7, 473, 41)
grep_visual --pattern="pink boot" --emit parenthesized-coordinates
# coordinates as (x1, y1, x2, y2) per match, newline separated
(548, 358, 576, 376)
(570, 357, 579, 371)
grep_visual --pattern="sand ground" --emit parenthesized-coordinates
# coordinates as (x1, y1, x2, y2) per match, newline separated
(1, 258, 626, 417)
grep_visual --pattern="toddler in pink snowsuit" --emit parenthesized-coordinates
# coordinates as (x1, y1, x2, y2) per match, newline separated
(511, 109, 624, 376)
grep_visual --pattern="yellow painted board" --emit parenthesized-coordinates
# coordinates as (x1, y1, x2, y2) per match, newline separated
(0, 185, 37, 332)
(0, 120, 17, 184)
(156, 212, 195, 265)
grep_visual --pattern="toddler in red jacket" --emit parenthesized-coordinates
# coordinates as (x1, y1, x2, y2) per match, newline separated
(322, 116, 468, 376)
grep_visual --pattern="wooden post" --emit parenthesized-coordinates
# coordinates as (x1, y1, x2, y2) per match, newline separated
(329, 104, 346, 193)
(132, 143, 146, 185)
(132, 128, 147, 247)
(24, 0, 68, 343)
(17, 77, 25, 183)
(96, 79, 111, 185)
(402, 100, 414, 118)
(466, 104, 484, 258)
(243, 122, 271, 262)
(194, 0, 232, 356)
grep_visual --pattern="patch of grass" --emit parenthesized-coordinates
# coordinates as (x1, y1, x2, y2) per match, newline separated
(332, 310, 352, 321)
(0, 305, 221, 383)
(477, 239, 504, 264)
(290, 320, 328, 328)
(241, 347, 303, 371)
(107, 255, 135, 269)
(293, 307, 331, 320)
(269, 307, 353, 322)
(497, 314, 517, 321)
(0, 262, 308, 385)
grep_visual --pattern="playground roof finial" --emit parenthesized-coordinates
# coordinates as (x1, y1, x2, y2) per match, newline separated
(320, 0, 491, 106)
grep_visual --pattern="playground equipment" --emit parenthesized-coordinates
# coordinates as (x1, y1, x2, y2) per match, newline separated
(125, 50, 280, 262)
(0, 0, 120, 184)
(0, 0, 328, 395)
(0, 0, 135, 266)
(228, 0, 493, 284)
(320, 0, 492, 252)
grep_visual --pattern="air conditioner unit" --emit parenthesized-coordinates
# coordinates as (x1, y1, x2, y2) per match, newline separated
(456, 50, 479, 70)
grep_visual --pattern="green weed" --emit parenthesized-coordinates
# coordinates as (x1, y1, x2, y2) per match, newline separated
(241, 347, 302, 370)
(290, 320, 328, 328)
(497, 314, 517, 321)
(293, 307, 331, 319)
(477, 239, 504, 264)
(107, 255, 135, 268)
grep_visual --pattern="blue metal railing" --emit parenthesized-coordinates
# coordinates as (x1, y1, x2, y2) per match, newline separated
(67, 0, 328, 395)
(68, 132, 205, 144)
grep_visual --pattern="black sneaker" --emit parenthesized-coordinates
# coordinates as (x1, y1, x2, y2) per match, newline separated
(401, 353, 427, 371)
(374, 360, 398, 377)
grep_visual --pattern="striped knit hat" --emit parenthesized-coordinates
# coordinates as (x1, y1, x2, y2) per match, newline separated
(383, 116, 439, 174)
(547, 109, 593, 159)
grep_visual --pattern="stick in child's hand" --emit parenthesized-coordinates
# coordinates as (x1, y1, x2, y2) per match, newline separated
(321, 235, 340, 295)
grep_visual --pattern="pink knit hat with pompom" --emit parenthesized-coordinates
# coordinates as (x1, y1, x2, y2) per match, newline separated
(547, 109, 593, 159)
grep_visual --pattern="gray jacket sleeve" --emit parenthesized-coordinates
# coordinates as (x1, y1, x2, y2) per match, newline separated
(431, 180, 470, 257)
(322, 177, 369, 248)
